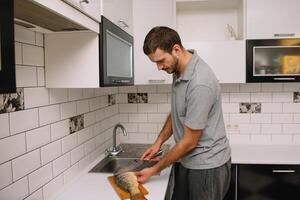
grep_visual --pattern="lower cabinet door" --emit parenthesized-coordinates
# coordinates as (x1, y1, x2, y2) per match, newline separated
(224, 164, 237, 200)
(238, 164, 300, 200)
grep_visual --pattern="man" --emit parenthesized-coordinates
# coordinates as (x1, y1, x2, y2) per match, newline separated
(135, 26, 231, 200)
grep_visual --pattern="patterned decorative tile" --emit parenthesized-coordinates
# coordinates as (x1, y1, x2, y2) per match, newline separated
(0, 88, 24, 114)
(108, 94, 116, 106)
(293, 92, 300, 103)
(239, 102, 261, 113)
(69, 115, 84, 134)
(128, 93, 148, 103)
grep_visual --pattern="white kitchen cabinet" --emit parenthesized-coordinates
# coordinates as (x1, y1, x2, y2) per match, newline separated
(15, 0, 99, 33)
(101, 0, 133, 34)
(133, 0, 176, 85)
(63, 0, 102, 22)
(246, 0, 300, 39)
(184, 41, 245, 83)
(45, 32, 99, 88)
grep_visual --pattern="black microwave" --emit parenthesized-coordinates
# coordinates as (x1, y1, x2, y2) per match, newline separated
(100, 16, 134, 87)
(246, 39, 300, 82)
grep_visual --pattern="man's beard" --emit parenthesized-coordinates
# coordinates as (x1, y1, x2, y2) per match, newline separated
(164, 56, 179, 74)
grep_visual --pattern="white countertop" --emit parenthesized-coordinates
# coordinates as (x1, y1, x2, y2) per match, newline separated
(231, 144, 300, 164)
(52, 154, 171, 200)
(52, 144, 300, 200)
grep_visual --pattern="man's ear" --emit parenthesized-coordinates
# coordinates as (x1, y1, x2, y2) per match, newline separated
(172, 44, 182, 57)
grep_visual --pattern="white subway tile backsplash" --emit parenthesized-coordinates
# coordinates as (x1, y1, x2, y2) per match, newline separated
(83, 89, 95, 99)
(239, 124, 260, 134)
(283, 83, 300, 91)
(272, 135, 293, 145)
(49, 89, 68, 104)
(68, 89, 83, 101)
(148, 113, 168, 123)
(84, 112, 96, 127)
(118, 86, 137, 93)
(0, 133, 26, 164)
(229, 114, 250, 123)
(76, 99, 90, 115)
(220, 84, 240, 92)
(78, 128, 92, 145)
(23, 44, 44, 66)
(78, 155, 91, 171)
(230, 93, 250, 102)
(240, 83, 261, 92)
(14, 25, 35, 44)
(60, 102, 76, 120)
(104, 105, 118, 118)
(0, 114, 9, 139)
(119, 114, 129, 123)
(157, 84, 171, 93)
(283, 103, 300, 113)
(10, 109, 39, 135)
(283, 124, 300, 134)
(221, 93, 230, 102)
(53, 153, 71, 177)
(70, 145, 85, 165)
(62, 133, 77, 154)
(0, 177, 28, 200)
(24, 188, 43, 200)
(261, 83, 283, 92)
(15, 42, 22, 65)
(16, 65, 37, 87)
(229, 134, 250, 144)
(272, 114, 293, 123)
(261, 103, 282, 113)
(43, 174, 64, 200)
(128, 133, 148, 143)
(26, 125, 51, 151)
(89, 97, 101, 111)
(41, 140, 62, 165)
(50, 120, 69, 141)
(137, 85, 157, 93)
(95, 109, 104, 122)
(261, 124, 282, 134)
(84, 139, 95, 155)
(63, 163, 79, 184)
(0, 162, 12, 190)
(119, 104, 138, 113)
(12, 149, 41, 181)
(138, 123, 157, 133)
(250, 114, 272, 123)
(293, 135, 300, 144)
(138, 104, 157, 113)
(272, 92, 293, 103)
(122, 123, 138, 132)
(222, 103, 239, 113)
(35, 32, 44, 47)
(148, 94, 168, 103)
(293, 114, 300, 123)
(37, 67, 45, 87)
(157, 104, 171, 113)
(250, 93, 272, 102)
(28, 163, 53, 193)
(129, 114, 148, 123)
(116, 94, 128, 104)
(39, 105, 60, 126)
(94, 88, 104, 97)
(24, 88, 49, 109)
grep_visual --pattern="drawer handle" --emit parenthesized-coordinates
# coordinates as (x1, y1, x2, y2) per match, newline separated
(118, 20, 129, 28)
(274, 33, 295, 37)
(148, 79, 166, 83)
(80, 0, 89, 4)
(272, 169, 295, 173)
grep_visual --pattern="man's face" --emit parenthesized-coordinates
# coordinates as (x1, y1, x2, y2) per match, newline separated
(147, 48, 179, 74)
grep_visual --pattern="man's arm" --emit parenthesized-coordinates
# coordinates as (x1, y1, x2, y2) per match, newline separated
(141, 113, 173, 160)
(136, 125, 202, 183)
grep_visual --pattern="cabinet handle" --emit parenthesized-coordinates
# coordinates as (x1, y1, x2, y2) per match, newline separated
(79, 0, 89, 4)
(274, 33, 295, 37)
(148, 79, 166, 83)
(117, 20, 129, 28)
(272, 169, 295, 173)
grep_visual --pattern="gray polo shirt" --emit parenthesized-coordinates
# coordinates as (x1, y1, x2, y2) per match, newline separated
(171, 50, 231, 169)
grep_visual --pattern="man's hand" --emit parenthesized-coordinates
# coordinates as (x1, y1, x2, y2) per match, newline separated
(135, 167, 157, 183)
(140, 143, 161, 161)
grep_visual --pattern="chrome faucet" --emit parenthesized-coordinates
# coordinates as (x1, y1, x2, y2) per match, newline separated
(106, 123, 127, 156)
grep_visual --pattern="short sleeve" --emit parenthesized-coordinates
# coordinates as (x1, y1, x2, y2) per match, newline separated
(184, 85, 214, 130)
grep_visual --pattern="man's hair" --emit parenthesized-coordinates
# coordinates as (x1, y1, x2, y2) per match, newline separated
(143, 26, 183, 55)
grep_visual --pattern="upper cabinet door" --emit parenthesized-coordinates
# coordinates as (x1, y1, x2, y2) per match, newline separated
(102, 0, 133, 34)
(246, 0, 300, 39)
(63, 0, 101, 22)
(133, 0, 176, 85)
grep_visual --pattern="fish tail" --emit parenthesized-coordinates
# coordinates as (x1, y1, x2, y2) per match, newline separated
(131, 192, 147, 200)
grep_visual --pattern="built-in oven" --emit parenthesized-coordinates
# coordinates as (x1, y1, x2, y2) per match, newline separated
(0, 0, 16, 93)
(246, 39, 300, 82)
(100, 16, 134, 87)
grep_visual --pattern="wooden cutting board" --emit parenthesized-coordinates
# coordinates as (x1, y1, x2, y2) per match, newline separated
(107, 176, 148, 200)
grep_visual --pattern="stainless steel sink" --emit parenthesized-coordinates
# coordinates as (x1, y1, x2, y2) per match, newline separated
(89, 143, 170, 174)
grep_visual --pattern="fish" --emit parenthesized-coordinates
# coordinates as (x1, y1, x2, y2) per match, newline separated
(114, 171, 146, 200)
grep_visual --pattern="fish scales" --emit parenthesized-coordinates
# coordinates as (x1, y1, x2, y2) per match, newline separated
(114, 172, 146, 200)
